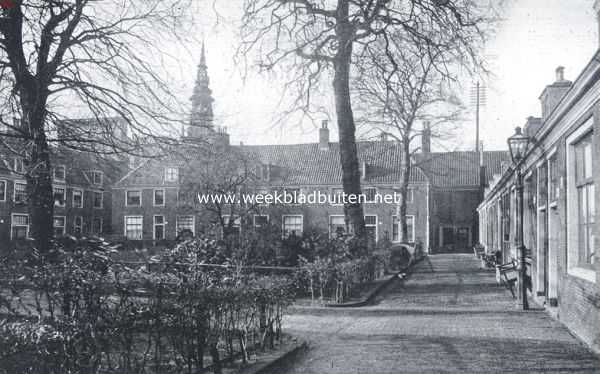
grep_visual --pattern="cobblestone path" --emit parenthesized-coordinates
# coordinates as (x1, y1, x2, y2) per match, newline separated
(282, 254, 600, 373)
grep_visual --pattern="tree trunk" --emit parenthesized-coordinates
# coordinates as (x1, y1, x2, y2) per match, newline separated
(23, 95, 53, 253)
(333, 0, 365, 239)
(399, 140, 411, 243)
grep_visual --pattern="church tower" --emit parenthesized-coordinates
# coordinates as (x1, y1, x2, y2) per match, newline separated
(186, 42, 215, 139)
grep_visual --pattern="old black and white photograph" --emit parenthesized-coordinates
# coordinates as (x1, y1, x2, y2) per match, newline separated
(0, 0, 599, 373)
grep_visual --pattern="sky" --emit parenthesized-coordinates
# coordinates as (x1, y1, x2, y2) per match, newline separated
(171, 0, 599, 151)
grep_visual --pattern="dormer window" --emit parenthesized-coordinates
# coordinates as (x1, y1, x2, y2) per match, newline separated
(53, 165, 66, 181)
(165, 167, 179, 182)
(91, 170, 103, 185)
(13, 158, 24, 173)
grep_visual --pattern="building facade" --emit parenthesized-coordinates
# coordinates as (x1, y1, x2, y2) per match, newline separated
(478, 9, 600, 351)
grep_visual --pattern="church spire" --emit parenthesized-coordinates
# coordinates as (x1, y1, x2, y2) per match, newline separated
(187, 40, 214, 138)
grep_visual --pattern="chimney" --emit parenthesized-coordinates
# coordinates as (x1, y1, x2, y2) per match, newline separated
(539, 66, 572, 122)
(319, 120, 329, 150)
(421, 121, 431, 153)
(523, 116, 542, 138)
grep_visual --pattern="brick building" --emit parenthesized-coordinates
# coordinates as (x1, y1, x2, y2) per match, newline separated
(110, 44, 508, 253)
(477, 1, 600, 352)
(0, 146, 123, 244)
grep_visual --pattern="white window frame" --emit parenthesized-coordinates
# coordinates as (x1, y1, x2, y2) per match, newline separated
(13, 158, 24, 173)
(176, 215, 195, 234)
(364, 214, 378, 242)
(10, 213, 29, 239)
(153, 189, 165, 206)
(253, 214, 269, 227)
(91, 170, 103, 185)
(282, 214, 303, 238)
(125, 189, 141, 207)
(53, 165, 66, 182)
(72, 188, 83, 208)
(328, 214, 346, 238)
(53, 216, 66, 236)
(93, 191, 104, 209)
(124, 215, 143, 240)
(73, 216, 83, 235)
(0, 179, 6, 202)
(53, 185, 66, 207)
(392, 215, 415, 243)
(153, 215, 166, 240)
(165, 167, 179, 183)
(13, 180, 26, 203)
(566, 117, 596, 283)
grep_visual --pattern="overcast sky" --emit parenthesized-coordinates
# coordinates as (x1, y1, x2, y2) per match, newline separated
(173, 0, 598, 151)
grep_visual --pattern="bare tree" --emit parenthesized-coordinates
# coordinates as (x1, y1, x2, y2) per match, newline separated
(355, 37, 465, 243)
(237, 0, 493, 240)
(0, 0, 195, 251)
(177, 142, 263, 245)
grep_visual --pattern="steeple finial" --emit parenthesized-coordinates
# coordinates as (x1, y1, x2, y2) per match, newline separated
(186, 41, 214, 139)
(200, 39, 206, 68)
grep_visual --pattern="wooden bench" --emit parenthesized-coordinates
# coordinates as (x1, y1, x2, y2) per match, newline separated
(496, 261, 518, 298)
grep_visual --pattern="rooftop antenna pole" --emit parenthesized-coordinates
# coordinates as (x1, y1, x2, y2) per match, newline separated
(470, 81, 486, 153)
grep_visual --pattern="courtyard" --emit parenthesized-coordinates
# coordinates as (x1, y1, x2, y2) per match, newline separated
(281, 254, 600, 373)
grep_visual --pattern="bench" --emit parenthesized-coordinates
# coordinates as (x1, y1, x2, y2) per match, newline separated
(496, 261, 518, 298)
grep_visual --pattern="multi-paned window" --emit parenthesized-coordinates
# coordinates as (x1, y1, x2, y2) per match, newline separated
(283, 215, 303, 238)
(91, 170, 103, 185)
(253, 214, 269, 228)
(0, 179, 6, 201)
(364, 187, 377, 203)
(11, 214, 28, 239)
(574, 133, 594, 267)
(176, 215, 194, 235)
(329, 215, 346, 238)
(549, 155, 559, 202)
(222, 215, 241, 240)
(53, 216, 66, 237)
(14, 181, 26, 203)
(126, 190, 141, 206)
(165, 167, 179, 182)
(53, 186, 66, 207)
(365, 215, 377, 242)
(74, 216, 83, 235)
(124, 216, 143, 240)
(93, 191, 103, 208)
(53, 165, 66, 181)
(154, 189, 165, 206)
(72, 188, 83, 208)
(92, 217, 103, 235)
(392, 215, 415, 243)
(154, 215, 166, 240)
(13, 158, 24, 173)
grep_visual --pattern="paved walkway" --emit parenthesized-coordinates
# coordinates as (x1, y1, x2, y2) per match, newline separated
(282, 254, 600, 373)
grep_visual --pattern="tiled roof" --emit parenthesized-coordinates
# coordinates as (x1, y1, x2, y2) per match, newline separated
(416, 151, 510, 188)
(242, 141, 428, 185)
(114, 140, 510, 189)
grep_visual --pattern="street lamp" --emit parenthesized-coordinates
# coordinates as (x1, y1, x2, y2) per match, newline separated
(507, 126, 530, 310)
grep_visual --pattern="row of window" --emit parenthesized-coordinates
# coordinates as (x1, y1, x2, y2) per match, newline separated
(2, 160, 104, 185)
(123, 213, 416, 242)
(10, 214, 103, 239)
(0, 181, 104, 208)
(123, 187, 414, 207)
(481, 125, 595, 279)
